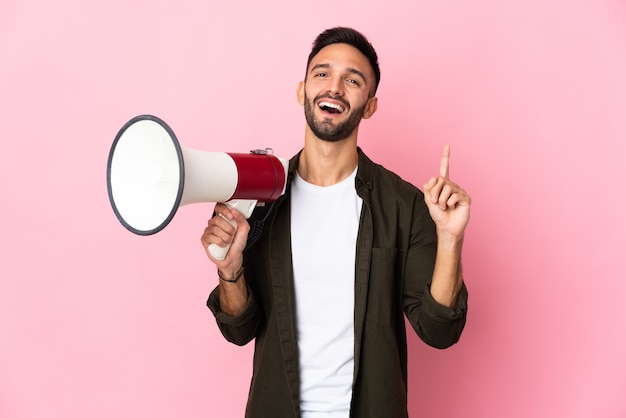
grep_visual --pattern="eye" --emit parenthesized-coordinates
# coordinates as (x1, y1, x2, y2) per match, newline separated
(347, 78, 361, 86)
(314, 72, 328, 78)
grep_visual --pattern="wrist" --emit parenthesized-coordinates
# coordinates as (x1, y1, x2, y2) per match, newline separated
(218, 266, 245, 283)
(436, 231, 464, 251)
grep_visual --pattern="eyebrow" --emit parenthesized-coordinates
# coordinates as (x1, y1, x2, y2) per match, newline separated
(310, 63, 368, 84)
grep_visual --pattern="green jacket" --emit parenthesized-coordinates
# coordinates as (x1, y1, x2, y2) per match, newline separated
(208, 148, 468, 417)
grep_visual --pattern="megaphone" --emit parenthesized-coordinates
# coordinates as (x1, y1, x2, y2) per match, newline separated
(106, 114, 289, 260)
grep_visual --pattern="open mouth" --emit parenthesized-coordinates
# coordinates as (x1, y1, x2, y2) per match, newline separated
(318, 100, 345, 115)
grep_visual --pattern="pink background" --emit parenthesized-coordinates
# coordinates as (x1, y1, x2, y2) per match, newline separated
(1, 0, 625, 417)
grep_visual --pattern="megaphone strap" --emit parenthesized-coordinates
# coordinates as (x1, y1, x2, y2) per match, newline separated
(244, 199, 279, 252)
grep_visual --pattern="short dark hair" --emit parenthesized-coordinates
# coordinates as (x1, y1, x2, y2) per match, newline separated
(306, 27, 381, 95)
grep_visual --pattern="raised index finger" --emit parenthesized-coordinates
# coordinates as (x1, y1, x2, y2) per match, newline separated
(440, 145, 450, 178)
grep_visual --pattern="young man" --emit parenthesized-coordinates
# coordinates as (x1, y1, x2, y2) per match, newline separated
(201, 27, 470, 418)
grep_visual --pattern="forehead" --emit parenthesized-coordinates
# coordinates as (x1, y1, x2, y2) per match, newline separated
(307, 43, 374, 80)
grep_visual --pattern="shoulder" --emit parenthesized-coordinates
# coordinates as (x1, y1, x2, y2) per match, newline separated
(357, 148, 423, 200)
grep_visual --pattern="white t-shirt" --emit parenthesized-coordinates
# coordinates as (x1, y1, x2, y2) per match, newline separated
(290, 168, 362, 417)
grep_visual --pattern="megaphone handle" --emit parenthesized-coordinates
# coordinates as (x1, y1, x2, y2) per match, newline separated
(208, 199, 257, 261)
(208, 215, 237, 260)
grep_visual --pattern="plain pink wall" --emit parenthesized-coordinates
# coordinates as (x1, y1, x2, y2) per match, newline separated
(1, 1, 625, 417)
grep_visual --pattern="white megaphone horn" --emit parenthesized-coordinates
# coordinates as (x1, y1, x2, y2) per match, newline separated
(106, 114, 289, 260)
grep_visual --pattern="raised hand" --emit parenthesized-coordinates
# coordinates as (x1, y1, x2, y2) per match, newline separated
(423, 145, 471, 240)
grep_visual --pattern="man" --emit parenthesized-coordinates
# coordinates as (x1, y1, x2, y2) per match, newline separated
(201, 27, 470, 418)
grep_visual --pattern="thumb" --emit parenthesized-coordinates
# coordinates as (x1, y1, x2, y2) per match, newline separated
(423, 177, 437, 201)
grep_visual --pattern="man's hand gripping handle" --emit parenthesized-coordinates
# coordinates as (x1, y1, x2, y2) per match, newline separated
(208, 199, 257, 260)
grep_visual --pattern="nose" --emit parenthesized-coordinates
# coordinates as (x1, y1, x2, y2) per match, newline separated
(327, 76, 344, 96)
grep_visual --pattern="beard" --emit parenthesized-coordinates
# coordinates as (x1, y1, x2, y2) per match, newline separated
(304, 92, 366, 142)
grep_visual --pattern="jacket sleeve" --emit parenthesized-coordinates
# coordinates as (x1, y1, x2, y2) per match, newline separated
(403, 197, 468, 349)
(207, 285, 263, 346)
(409, 282, 468, 349)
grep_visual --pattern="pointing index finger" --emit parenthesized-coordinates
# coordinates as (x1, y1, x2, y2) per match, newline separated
(440, 145, 450, 179)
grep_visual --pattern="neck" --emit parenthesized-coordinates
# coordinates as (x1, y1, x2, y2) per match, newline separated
(298, 128, 359, 187)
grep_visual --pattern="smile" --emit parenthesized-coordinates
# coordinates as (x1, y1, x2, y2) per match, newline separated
(318, 101, 345, 114)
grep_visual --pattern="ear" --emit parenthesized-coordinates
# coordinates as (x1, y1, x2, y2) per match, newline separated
(362, 96, 378, 119)
(297, 81, 305, 106)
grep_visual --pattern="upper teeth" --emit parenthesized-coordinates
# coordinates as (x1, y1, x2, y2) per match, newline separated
(319, 101, 344, 112)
